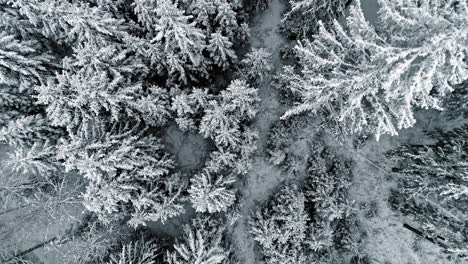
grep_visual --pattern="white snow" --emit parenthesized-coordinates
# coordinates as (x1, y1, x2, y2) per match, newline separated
(231, 1, 291, 263)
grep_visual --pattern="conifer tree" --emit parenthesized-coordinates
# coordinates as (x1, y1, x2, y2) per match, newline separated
(0, 114, 63, 148)
(188, 169, 236, 213)
(12, 0, 129, 45)
(281, 0, 468, 140)
(281, 0, 347, 38)
(208, 32, 237, 69)
(108, 238, 161, 264)
(35, 41, 171, 131)
(59, 120, 185, 227)
(171, 88, 211, 132)
(387, 125, 468, 256)
(166, 216, 229, 264)
(133, 0, 206, 83)
(0, 30, 54, 126)
(239, 48, 272, 85)
(250, 185, 309, 264)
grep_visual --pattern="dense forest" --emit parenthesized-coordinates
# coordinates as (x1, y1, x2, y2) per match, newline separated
(0, 0, 466, 263)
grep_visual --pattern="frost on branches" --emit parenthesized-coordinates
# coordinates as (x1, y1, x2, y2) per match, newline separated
(59, 120, 185, 227)
(250, 144, 355, 263)
(199, 79, 259, 174)
(387, 125, 468, 256)
(11, 0, 129, 45)
(107, 238, 162, 264)
(188, 169, 236, 213)
(166, 216, 231, 264)
(36, 41, 171, 131)
(281, 0, 347, 38)
(0, 31, 54, 126)
(250, 185, 309, 264)
(281, 0, 468, 140)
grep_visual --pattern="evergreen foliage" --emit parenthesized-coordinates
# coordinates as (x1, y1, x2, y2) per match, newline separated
(188, 169, 236, 213)
(108, 238, 162, 264)
(281, 0, 468, 140)
(166, 216, 230, 264)
(387, 125, 468, 256)
(250, 144, 355, 263)
(281, 0, 347, 38)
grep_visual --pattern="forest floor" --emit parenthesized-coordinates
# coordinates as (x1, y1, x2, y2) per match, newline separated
(230, 0, 291, 263)
(324, 111, 464, 264)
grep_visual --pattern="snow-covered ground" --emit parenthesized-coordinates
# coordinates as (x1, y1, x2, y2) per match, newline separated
(230, 0, 291, 263)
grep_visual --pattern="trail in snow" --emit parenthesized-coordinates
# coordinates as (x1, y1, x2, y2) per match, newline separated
(231, 1, 289, 263)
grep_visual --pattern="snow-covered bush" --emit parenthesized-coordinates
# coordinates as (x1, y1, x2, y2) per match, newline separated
(281, 0, 468, 140)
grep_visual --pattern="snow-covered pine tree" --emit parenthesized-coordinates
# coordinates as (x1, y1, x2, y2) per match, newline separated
(133, 0, 207, 83)
(36, 41, 170, 131)
(199, 80, 259, 173)
(199, 80, 258, 147)
(239, 48, 273, 85)
(387, 125, 468, 256)
(281, 0, 347, 38)
(0, 30, 54, 126)
(188, 169, 236, 213)
(208, 32, 237, 69)
(0, 114, 63, 148)
(171, 88, 211, 132)
(250, 185, 309, 264)
(59, 120, 185, 227)
(0, 1, 39, 37)
(213, 0, 243, 40)
(304, 147, 353, 225)
(303, 145, 354, 254)
(281, 0, 468, 140)
(444, 81, 468, 120)
(50, 214, 124, 264)
(107, 238, 162, 264)
(220, 79, 259, 120)
(183, 0, 217, 33)
(0, 31, 53, 93)
(11, 0, 128, 45)
(166, 216, 230, 264)
(3, 140, 59, 179)
(185, 0, 245, 40)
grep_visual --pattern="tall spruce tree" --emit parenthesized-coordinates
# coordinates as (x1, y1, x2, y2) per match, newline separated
(281, 0, 467, 140)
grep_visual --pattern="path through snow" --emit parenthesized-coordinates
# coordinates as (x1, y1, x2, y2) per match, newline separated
(231, 1, 289, 263)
